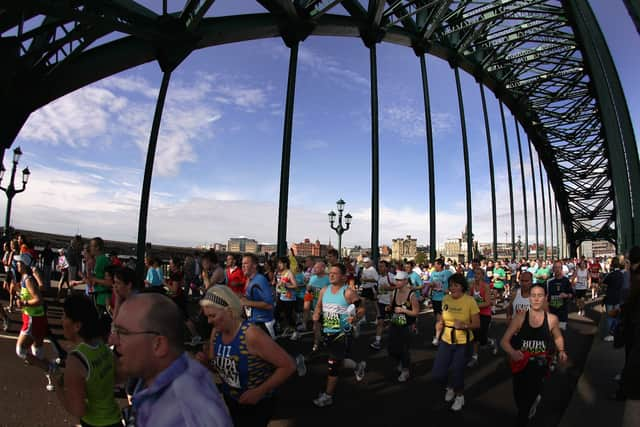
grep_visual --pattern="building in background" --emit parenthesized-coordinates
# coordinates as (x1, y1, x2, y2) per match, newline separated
(228, 237, 259, 253)
(292, 238, 331, 258)
(392, 235, 417, 261)
(258, 243, 277, 254)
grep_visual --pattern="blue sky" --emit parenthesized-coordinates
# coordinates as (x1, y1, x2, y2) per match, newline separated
(8, 0, 639, 249)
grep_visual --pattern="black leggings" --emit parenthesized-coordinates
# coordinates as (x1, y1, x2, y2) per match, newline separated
(276, 300, 296, 329)
(513, 360, 546, 426)
(476, 314, 491, 346)
(388, 324, 412, 369)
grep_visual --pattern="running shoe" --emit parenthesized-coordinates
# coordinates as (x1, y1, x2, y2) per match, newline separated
(313, 392, 333, 407)
(369, 341, 382, 351)
(2, 318, 8, 332)
(355, 361, 366, 382)
(432, 337, 439, 347)
(489, 338, 499, 355)
(451, 395, 465, 411)
(603, 335, 614, 342)
(46, 363, 58, 392)
(444, 387, 455, 403)
(528, 394, 542, 419)
(296, 354, 307, 377)
(190, 335, 203, 346)
(296, 323, 306, 332)
(290, 331, 300, 341)
(312, 343, 320, 353)
(398, 369, 410, 382)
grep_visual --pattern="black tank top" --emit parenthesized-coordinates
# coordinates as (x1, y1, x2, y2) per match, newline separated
(517, 310, 552, 355)
(390, 288, 416, 327)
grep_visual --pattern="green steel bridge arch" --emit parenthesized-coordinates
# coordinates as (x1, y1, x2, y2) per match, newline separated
(1, 1, 639, 279)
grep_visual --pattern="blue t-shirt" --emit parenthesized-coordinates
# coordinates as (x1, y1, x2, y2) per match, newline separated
(245, 273, 274, 323)
(429, 269, 452, 302)
(146, 267, 163, 287)
(409, 271, 423, 289)
(308, 274, 330, 309)
(295, 272, 306, 299)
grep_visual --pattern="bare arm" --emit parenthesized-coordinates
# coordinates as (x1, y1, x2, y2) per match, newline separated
(548, 314, 568, 363)
(312, 287, 327, 321)
(55, 354, 87, 418)
(501, 311, 526, 359)
(242, 325, 296, 404)
(345, 288, 365, 320)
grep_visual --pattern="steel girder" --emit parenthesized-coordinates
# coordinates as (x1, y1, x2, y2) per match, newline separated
(1, 0, 638, 252)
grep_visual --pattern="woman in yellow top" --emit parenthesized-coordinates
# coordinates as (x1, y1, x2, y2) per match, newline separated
(431, 273, 480, 412)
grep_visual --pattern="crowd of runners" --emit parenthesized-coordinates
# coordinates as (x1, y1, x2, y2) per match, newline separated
(1, 232, 639, 427)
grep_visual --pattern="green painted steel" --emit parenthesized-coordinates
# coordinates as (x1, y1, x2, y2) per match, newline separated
(499, 101, 516, 260)
(369, 44, 380, 263)
(479, 84, 498, 261)
(528, 139, 540, 260)
(419, 55, 437, 262)
(563, 0, 640, 253)
(515, 121, 528, 261)
(624, 0, 640, 34)
(135, 71, 172, 285)
(2, 1, 638, 254)
(538, 156, 547, 261)
(277, 42, 299, 257)
(454, 67, 473, 263)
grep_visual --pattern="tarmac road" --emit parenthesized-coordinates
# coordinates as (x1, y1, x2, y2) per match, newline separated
(0, 292, 600, 427)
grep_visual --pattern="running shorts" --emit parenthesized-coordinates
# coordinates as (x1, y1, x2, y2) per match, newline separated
(20, 313, 48, 342)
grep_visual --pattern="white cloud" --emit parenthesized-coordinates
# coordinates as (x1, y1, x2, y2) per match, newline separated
(18, 73, 271, 177)
(381, 105, 456, 141)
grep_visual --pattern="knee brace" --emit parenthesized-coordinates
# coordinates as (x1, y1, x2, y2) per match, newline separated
(31, 344, 44, 359)
(16, 343, 28, 359)
(328, 358, 340, 377)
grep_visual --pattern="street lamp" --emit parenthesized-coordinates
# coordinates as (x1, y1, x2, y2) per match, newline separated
(328, 198, 352, 260)
(0, 147, 31, 237)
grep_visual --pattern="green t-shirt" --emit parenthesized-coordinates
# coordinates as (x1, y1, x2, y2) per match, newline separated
(73, 342, 121, 426)
(93, 254, 110, 307)
(493, 268, 506, 289)
(534, 267, 550, 284)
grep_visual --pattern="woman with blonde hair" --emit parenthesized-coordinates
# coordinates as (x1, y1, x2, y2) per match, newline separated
(196, 286, 295, 427)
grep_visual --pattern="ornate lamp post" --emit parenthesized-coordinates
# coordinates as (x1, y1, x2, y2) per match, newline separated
(328, 198, 352, 260)
(0, 147, 31, 237)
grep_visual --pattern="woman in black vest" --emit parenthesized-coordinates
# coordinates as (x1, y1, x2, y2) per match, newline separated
(501, 283, 568, 426)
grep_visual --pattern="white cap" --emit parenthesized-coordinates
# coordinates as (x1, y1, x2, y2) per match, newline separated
(394, 271, 408, 280)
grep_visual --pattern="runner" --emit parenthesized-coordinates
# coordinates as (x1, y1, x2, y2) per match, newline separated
(275, 256, 298, 337)
(468, 266, 497, 368)
(432, 273, 480, 411)
(53, 294, 122, 427)
(493, 260, 507, 306)
(428, 259, 452, 346)
(370, 260, 394, 351)
(572, 260, 590, 316)
(240, 254, 276, 339)
(312, 264, 366, 407)
(56, 248, 71, 300)
(387, 271, 419, 382)
(225, 254, 246, 297)
(306, 261, 330, 352)
(198, 286, 296, 427)
(507, 271, 533, 322)
(359, 257, 379, 325)
(546, 261, 573, 331)
(14, 253, 58, 391)
(589, 257, 602, 300)
(501, 282, 568, 426)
